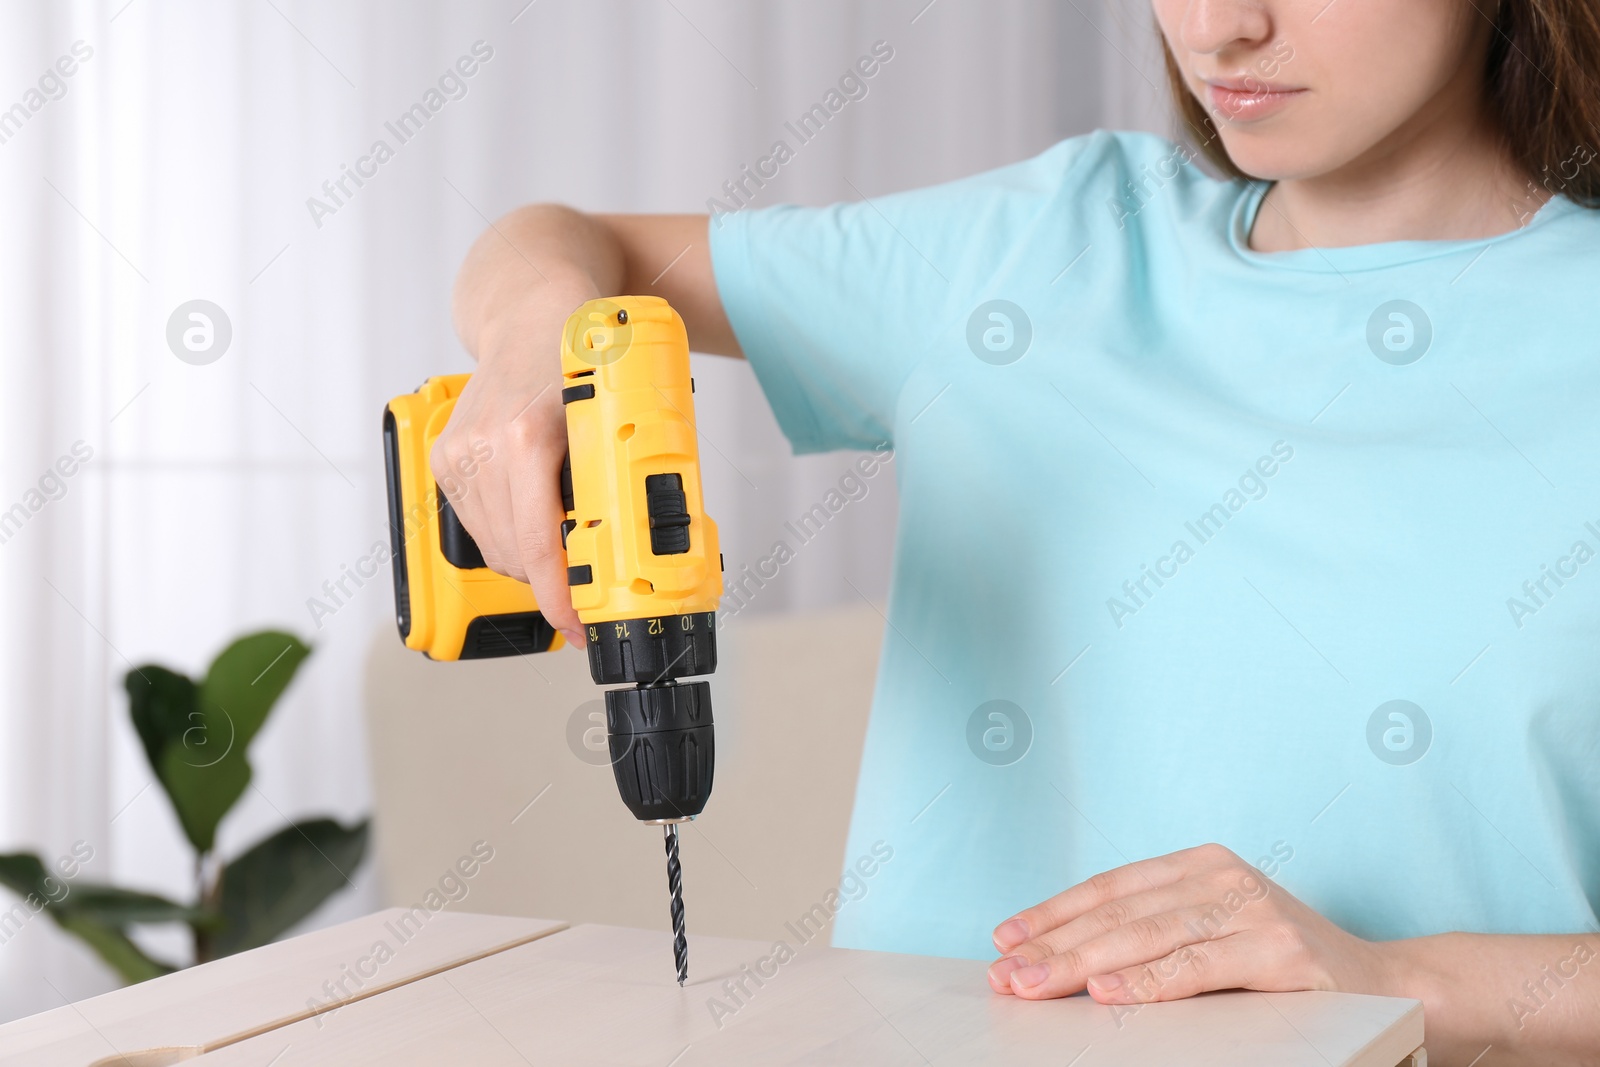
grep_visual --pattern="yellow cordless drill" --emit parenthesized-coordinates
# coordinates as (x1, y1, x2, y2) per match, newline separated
(381, 296, 721, 985)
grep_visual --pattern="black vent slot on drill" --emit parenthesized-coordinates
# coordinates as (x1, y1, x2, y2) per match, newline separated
(381, 409, 411, 639)
(460, 611, 557, 659)
(645, 473, 691, 555)
(437, 492, 488, 569)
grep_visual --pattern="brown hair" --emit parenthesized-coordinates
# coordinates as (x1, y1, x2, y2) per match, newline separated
(1162, 1, 1600, 207)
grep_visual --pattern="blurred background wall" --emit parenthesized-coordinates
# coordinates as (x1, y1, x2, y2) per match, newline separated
(0, 0, 1170, 1021)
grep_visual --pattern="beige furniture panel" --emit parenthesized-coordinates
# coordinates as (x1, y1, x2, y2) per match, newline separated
(362, 601, 884, 940)
(0, 909, 565, 1066)
(191, 922, 1425, 1067)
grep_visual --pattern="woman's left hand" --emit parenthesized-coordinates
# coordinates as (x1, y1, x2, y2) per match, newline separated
(987, 843, 1391, 1004)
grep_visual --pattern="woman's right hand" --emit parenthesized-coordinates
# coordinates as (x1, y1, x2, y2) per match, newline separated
(432, 207, 736, 649)
(429, 292, 592, 646)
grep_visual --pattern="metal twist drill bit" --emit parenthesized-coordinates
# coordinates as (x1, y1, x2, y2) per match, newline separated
(664, 823, 687, 986)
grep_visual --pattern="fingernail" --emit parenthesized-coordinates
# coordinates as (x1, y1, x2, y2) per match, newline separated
(993, 918, 1029, 949)
(1010, 963, 1049, 989)
(1088, 973, 1123, 995)
(988, 955, 1027, 985)
(561, 628, 584, 647)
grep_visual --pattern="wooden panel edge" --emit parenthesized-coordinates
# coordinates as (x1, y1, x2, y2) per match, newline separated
(194, 920, 571, 1057)
(1346, 998, 1424, 1067)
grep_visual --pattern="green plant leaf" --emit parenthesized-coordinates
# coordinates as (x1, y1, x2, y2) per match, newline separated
(0, 854, 190, 920)
(0, 852, 191, 985)
(200, 631, 312, 753)
(124, 665, 199, 787)
(125, 662, 230, 852)
(214, 818, 368, 958)
(159, 745, 252, 855)
(54, 914, 176, 984)
(0, 851, 55, 901)
(122, 632, 311, 855)
(61, 884, 209, 926)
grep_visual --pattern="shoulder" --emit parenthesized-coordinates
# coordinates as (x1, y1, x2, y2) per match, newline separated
(1538, 194, 1600, 249)
(726, 130, 1230, 234)
(974, 130, 1226, 197)
(875, 130, 1242, 239)
(879, 130, 1201, 211)
(710, 131, 1245, 294)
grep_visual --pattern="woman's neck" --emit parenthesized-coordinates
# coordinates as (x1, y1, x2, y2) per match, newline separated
(1249, 84, 1547, 252)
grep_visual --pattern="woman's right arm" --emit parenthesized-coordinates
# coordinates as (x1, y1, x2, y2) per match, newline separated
(435, 207, 739, 646)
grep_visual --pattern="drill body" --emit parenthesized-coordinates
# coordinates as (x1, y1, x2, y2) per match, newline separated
(382, 296, 720, 980)
(557, 297, 720, 825)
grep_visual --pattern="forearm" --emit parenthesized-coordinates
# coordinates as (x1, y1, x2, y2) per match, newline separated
(452, 207, 736, 362)
(452, 203, 620, 363)
(1373, 932, 1600, 1065)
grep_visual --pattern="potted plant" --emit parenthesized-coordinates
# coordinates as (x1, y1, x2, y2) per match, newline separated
(0, 631, 368, 981)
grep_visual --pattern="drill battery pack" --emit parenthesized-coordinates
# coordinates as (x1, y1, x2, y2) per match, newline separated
(384, 375, 566, 659)
(383, 373, 563, 660)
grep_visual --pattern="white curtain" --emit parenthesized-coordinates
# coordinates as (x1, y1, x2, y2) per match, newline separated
(0, 0, 1169, 1018)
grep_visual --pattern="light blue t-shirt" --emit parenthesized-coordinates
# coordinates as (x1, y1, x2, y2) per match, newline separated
(709, 130, 1600, 961)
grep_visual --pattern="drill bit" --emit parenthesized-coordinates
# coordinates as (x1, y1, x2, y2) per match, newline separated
(664, 823, 687, 986)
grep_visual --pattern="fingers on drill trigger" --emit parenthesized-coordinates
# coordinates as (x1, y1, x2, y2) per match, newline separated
(473, 478, 524, 581)
(521, 539, 576, 639)
(431, 433, 512, 578)
(509, 469, 581, 640)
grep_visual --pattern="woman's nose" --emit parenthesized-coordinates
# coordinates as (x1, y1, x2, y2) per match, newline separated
(1174, 0, 1276, 60)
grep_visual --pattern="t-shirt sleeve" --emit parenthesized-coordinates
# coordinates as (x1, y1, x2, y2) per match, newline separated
(707, 131, 1107, 454)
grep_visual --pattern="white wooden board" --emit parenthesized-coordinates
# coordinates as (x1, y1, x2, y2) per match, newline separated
(0, 909, 566, 1066)
(186, 922, 1423, 1066)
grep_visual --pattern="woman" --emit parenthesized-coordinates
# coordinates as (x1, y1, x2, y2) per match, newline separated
(438, 2, 1600, 1062)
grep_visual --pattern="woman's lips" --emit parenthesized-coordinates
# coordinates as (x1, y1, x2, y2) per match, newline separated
(1205, 81, 1306, 121)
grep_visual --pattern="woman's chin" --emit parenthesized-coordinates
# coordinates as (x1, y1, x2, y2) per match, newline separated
(1209, 130, 1347, 184)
